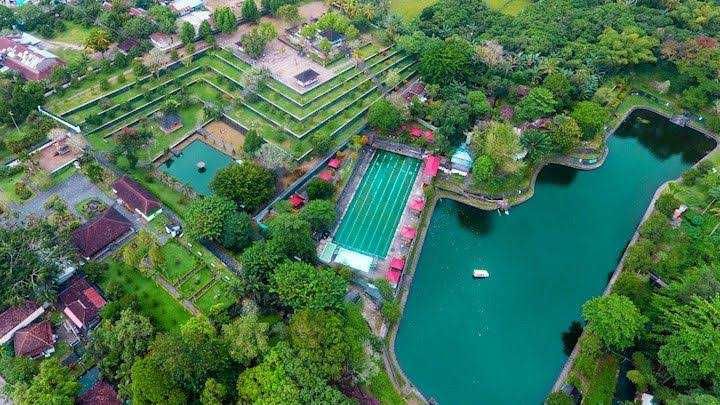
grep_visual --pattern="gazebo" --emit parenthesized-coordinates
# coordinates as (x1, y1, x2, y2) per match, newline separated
(389, 257, 405, 271)
(409, 197, 425, 213)
(318, 170, 334, 182)
(400, 226, 416, 240)
(328, 157, 342, 170)
(386, 269, 402, 286)
(289, 193, 305, 209)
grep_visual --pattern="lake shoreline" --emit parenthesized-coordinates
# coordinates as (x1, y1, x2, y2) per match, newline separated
(384, 105, 719, 404)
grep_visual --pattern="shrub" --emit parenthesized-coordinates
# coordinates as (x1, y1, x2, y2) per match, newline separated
(14, 181, 32, 200)
(306, 178, 334, 200)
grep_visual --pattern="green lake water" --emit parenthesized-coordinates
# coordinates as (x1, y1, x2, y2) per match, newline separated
(161, 140, 233, 195)
(395, 109, 716, 404)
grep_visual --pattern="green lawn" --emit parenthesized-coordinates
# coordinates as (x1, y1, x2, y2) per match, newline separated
(159, 241, 197, 282)
(390, 0, 438, 20)
(0, 171, 25, 203)
(101, 261, 191, 331)
(178, 267, 214, 298)
(194, 280, 234, 314)
(51, 21, 93, 44)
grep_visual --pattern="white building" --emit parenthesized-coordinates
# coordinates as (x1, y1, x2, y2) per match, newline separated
(177, 11, 212, 37)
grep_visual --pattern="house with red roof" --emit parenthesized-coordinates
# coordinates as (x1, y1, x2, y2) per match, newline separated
(423, 154, 441, 183)
(289, 193, 306, 209)
(59, 276, 107, 333)
(0, 36, 64, 81)
(72, 207, 133, 260)
(0, 301, 45, 345)
(77, 380, 121, 405)
(112, 176, 162, 221)
(14, 321, 55, 358)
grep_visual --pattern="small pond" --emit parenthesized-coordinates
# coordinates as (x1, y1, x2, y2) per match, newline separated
(161, 139, 234, 195)
(395, 109, 716, 404)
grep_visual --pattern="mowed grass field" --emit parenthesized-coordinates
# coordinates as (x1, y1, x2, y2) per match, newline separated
(390, 0, 529, 18)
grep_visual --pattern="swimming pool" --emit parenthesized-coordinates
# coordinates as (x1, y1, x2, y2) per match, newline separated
(161, 139, 233, 195)
(334, 150, 420, 258)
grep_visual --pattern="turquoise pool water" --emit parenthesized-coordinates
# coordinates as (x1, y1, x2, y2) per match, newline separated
(395, 110, 716, 404)
(334, 150, 421, 258)
(161, 140, 233, 195)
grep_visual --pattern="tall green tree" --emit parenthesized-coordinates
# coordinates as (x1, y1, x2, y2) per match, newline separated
(242, 0, 260, 21)
(212, 7, 236, 34)
(222, 313, 269, 366)
(516, 87, 557, 121)
(419, 35, 474, 85)
(12, 358, 79, 405)
(210, 162, 275, 212)
(185, 196, 237, 241)
(367, 98, 404, 135)
(581, 294, 646, 351)
(271, 262, 346, 310)
(300, 200, 337, 233)
(266, 213, 316, 261)
(571, 101, 608, 140)
(179, 21, 195, 46)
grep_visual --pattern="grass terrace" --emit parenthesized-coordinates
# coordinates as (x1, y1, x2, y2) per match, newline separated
(43, 46, 417, 161)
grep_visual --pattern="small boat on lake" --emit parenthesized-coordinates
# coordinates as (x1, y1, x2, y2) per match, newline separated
(473, 269, 490, 278)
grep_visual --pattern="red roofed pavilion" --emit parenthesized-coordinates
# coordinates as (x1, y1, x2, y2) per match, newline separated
(14, 321, 54, 358)
(328, 157, 342, 170)
(318, 170, 334, 182)
(409, 197, 425, 213)
(289, 193, 306, 209)
(72, 207, 132, 260)
(77, 380, 121, 405)
(400, 226, 417, 240)
(386, 269, 402, 286)
(423, 155, 441, 179)
(59, 276, 107, 332)
(389, 257, 405, 271)
(112, 176, 162, 221)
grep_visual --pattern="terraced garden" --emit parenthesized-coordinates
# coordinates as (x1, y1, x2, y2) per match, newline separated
(44, 46, 417, 161)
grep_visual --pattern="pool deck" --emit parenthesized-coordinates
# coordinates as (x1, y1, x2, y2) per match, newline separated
(328, 146, 424, 279)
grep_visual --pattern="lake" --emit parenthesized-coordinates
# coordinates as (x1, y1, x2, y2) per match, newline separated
(394, 109, 716, 404)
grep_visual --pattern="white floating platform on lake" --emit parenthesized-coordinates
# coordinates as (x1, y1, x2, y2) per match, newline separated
(473, 269, 490, 278)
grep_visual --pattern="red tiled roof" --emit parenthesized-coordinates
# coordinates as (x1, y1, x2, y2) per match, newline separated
(0, 301, 41, 339)
(386, 269, 401, 285)
(318, 170, 334, 182)
(72, 207, 132, 259)
(389, 257, 405, 270)
(409, 197, 425, 212)
(112, 176, 161, 216)
(14, 321, 53, 358)
(59, 277, 106, 330)
(409, 126, 423, 138)
(289, 193, 306, 209)
(423, 155, 440, 178)
(77, 380, 121, 405)
(328, 158, 342, 169)
(400, 226, 416, 240)
(0, 36, 64, 81)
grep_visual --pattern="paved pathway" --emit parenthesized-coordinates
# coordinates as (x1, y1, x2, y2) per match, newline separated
(13, 172, 112, 220)
(156, 276, 200, 315)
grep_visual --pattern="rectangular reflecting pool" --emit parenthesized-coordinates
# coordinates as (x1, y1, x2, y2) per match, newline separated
(160, 139, 233, 195)
(395, 110, 716, 404)
(334, 150, 420, 258)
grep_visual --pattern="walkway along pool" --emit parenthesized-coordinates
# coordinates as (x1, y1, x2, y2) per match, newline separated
(394, 109, 716, 404)
(160, 139, 234, 195)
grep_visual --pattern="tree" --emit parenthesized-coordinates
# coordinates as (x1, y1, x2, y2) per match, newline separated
(149, 5, 176, 33)
(0, 5, 15, 30)
(571, 101, 608, 141)
(277, 4, 301, 24)
(200, 378, 227, 405)
(545, 391, 573, 405)
(318, 37, 332, 57)
(368, 98, 404, 135)
(288, 307, 367, 380)
(243, 128, 264, 154)
(266, 213, 316, 261)
(271, 262, 346, 310)
(85, 28, 111, 52)
(521, 129, 554, 160)
(467, 90, 491, 120)
(87, 309, 154, 396)
(306, 178, 334, 200)
(212, 7, 236, 34)
(516, 87, 557, 121)
(186, 196, 237, 241)
(242, 0, 260, 22)
(382, 299, 401, 325)
(222, 313, 269, 366)
(419, 36, 474, 85)
(657, 297, 720, 387)
(543, 73, 572, 106)
(474, 122, 522, 174)
(300, 200, 336, 233)
(199, 20, 213, 46)
(180, 21, 195, 46)
(596, 27, 658, 68)
(219, 211, 254, 252)
(210, 162, 275, 212)
(115, 127, 150, 168)
(549, 115, 581, 152)
(581, 294, 646, 351)
(12, 358, 79, 405)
